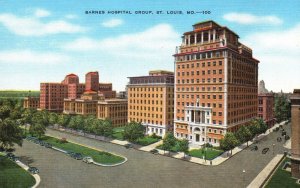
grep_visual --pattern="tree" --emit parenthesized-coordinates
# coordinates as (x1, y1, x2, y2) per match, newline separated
(257, 118, 268, 134)
(220, 132, 239, 155)
(58, 114, 70, 128)
(161, 133, 176, 155)
(49, 112, 58, 126)
(275, 94, 291, 123)
(123, 122, 145, 142)
(0, 105, 11, 120)
(29, 122, 46, 138)
(0, 119, 23, 149)
(235, 126, 252, 146)
(102, 119, 113, 137)
(178, 139, 189, 158)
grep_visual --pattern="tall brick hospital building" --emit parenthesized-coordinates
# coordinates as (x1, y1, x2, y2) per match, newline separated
(173, 20, 259, 146)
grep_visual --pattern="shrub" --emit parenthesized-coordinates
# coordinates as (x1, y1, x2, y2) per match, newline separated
(58, 137, 68, 143)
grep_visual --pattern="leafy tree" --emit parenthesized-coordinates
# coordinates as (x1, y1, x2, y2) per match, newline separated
(0, 105, 11, 120)
(248, 119, 260, 137)
(235, 126, 253, 146)
(49, 112, 58, 126)
(220, 132, 239, 155)
(178, 139, 189, 158)
(275, 94, 291, 123)
(257, 118, 268, 134)
(58, 114, 70, 128)
(102, 119, 113, 137)
(0, 119, 23, 149)
(29, 122, 46, 138)
(123, 122, 145, 142)
(161, 133, 176, 155)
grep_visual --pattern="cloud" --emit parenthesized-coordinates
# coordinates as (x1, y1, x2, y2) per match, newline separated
(243, 23, 300, 92)
(101, 18, 123, 28)
(0, 13, 86, 36)
(65, 14, 77, 19)
(223, 12, 282, 25)
(34, 8, 51, 18)
(63, 24, 180, 60)
(0, 50, 70, 64)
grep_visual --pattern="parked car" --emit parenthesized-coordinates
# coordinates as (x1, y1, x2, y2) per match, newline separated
(44, 143, 52, 148)
(11, 156, 19, 161)
(250, 145, 258, 151)
(124, 144, 133, 149)
(71, 153, 83, 160)
(262, 148, 269, 154)
(277, 137, 282, 142)
(285, 135, 290, 141)
(66, 151, 75, 156)
(28, 167, 39, 174)
(6, 153, 15, 159)
(83, 156, 94, 164)
(39, 141, 45, 146)
(150, 149, 159, 154)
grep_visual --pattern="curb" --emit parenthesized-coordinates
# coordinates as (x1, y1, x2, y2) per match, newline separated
(0, 152, 41, 188)
(45, 134, 128, 167)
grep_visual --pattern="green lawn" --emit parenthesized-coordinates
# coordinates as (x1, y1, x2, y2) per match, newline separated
(112, 127, 125, 140)
(0, 154, 36, 188)
(156, 144, 180, 152)
(265, 158, 300, 188)
(134, 136, 160, 146)
(40, 136, 125, 165)
(188, 148, 223, 160)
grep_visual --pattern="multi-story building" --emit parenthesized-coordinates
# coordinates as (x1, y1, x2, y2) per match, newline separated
(258, 80, 275, 127)
(39, 71, 116, 112)
(98, 99, 128, 127)
(39, 83, 68, 112)
(291, 89, 300, 178)
(127, 70, 174, 137)
(23, 96, 40, 109)
(63, 91, 100, 116)
(173, 20, 259, 146)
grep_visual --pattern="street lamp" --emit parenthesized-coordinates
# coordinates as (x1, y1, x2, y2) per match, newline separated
(273, 143, 275, 155)
(243, 169, 246, 187)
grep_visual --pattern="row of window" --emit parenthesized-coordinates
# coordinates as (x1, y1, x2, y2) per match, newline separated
(177, 86, 225, 92)
(129, 93, 174, 98)
(177, 77, 223, 84)
(129, 100, 174, 106)
(177, 69, 223, 77)
(129, 106, 173, 113)
(177, 60, 223, 69)
(129, 87, 174, 92)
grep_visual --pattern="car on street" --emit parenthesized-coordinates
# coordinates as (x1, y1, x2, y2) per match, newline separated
(124, 144, 133, 149)
(71, 153, 83, 160)
(250, 145, 258, 151)
(262, 148, 269, 154)
(83, 156, 94, 164)
(28, 167, 39, 174)
(6, 153, 15, 159)
(150, 149, 159, 154)
(44, 143, 52, 148)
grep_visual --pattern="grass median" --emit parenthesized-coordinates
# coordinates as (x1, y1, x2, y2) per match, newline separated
(188, 148, 223, 160)
(0, 154, 36, 188)
(40, 136, 125, 165)
(265, 158, 299, 188)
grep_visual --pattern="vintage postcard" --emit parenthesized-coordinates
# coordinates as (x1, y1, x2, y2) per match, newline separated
(0, 0, 299, 188)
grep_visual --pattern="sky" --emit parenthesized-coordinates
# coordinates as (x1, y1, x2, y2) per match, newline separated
(0, 0, 299, 93)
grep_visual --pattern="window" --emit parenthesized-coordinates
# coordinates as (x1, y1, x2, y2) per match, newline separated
(219, 61, 222, 66)
(219, 69, 222, 74)
(219, 95, 223, 99)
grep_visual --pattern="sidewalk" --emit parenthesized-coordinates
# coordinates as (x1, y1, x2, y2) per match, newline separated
(48, 120, 288, 166)
(247, 154, 284, 188)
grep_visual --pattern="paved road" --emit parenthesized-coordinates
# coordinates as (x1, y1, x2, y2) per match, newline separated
(14, 123, 291, 188)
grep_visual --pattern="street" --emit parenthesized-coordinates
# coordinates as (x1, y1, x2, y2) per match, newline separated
(14, 123, 291, 188)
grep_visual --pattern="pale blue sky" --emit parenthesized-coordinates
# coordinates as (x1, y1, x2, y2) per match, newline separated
(0, 0, 299, 92)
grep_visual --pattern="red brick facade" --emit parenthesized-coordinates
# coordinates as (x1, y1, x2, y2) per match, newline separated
(174, 20, 259, 146)
(39, 71, 116, 112)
